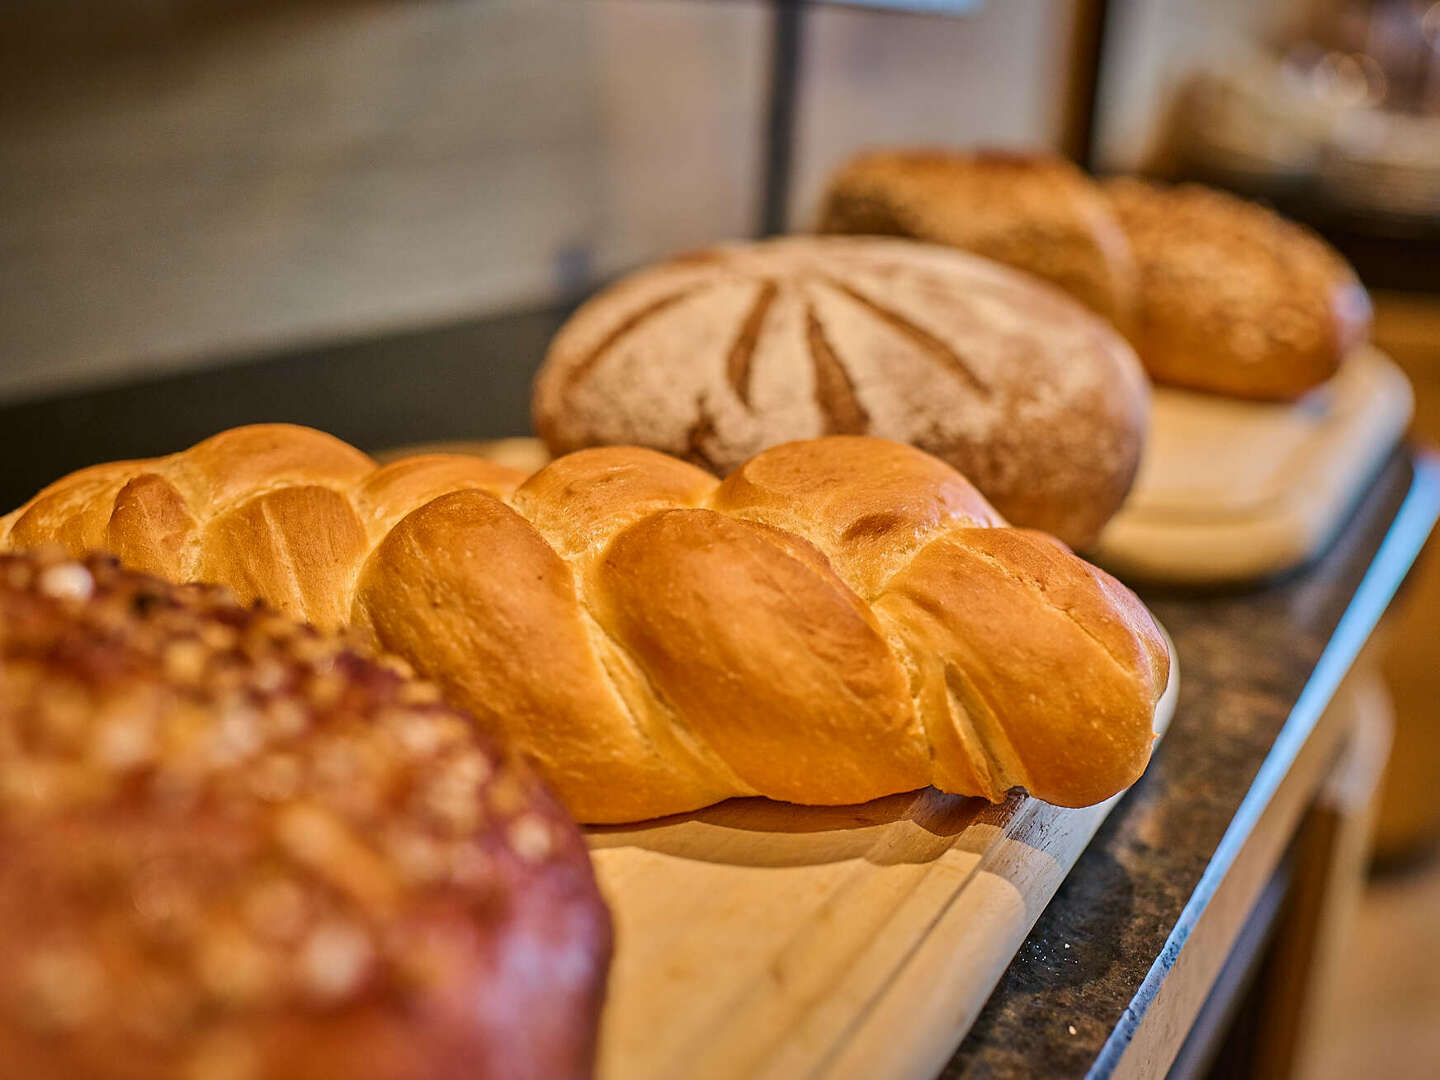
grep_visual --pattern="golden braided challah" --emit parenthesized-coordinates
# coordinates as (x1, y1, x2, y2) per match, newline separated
(1, 425, 1169, 823)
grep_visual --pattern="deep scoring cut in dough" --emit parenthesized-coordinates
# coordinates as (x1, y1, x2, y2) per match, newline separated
(2, 425, 1170, 824)
(533, 235, 1149, 550)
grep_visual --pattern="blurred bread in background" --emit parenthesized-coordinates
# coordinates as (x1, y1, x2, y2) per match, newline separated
(816, 148, 1137, 333)
(817, 145, 1372, 402)
(1104, 177, 1373, 400)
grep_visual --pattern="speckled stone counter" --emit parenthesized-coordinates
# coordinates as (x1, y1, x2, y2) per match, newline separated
(943, 448, 1440, 1078)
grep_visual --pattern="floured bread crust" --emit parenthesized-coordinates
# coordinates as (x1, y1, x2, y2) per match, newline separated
(533, 236, 1148, 549)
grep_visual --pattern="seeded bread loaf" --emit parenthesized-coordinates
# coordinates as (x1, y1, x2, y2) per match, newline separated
(0, 550, 609, 1080)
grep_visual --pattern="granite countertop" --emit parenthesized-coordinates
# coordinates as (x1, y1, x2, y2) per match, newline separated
(1, 308, 1437, 1077)
(946, 448, 1440, 1077)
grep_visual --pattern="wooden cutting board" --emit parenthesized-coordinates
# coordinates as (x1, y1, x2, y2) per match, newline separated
(371, 435, 1180, 1075)
(585, 634, 1178, 1080)
(1092, 349, 1414, 585)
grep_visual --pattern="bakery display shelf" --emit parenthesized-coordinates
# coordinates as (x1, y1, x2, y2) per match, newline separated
(1, 309, 1434, 1077)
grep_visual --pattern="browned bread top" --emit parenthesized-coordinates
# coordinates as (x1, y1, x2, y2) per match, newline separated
(533, 235, 1149, 549)
(0, 549, 609, 1080)
(815, 147, 1372, 401)
(1102, 177, 1372, 400)
(2, 426, 1170, 823)
(816, 148, 1138, 332)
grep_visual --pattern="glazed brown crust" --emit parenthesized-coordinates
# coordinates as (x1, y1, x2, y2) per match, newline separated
(1102, 178, 1372, 400)
(3, 426, 1169, 822)
(0, 550, 609, 1080)
(816, 148, 1139, 332)
(532, 235, 1149, 550)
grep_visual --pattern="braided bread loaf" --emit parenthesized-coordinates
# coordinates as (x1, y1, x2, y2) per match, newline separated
(1, 425, 1169, 823)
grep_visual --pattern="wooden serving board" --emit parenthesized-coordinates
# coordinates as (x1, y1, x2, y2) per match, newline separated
(371, 434, 1181, 1075)
(585, 634, 1178, 1080)
(1092, 349, 1414, 585)
(370, 436, 554, 475)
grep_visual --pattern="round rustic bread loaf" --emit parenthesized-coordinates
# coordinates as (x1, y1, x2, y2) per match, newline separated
(1102, 177, 1372, 400)
(533, 236, 1148, 549)
(816, 148, 1138, 332)
(0, 550, 609, 1080)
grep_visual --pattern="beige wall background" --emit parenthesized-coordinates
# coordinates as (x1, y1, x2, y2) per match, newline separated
(0, 0, 1086, 405)
(0, 0, 769, 402)
(789, 1, 1083, 225)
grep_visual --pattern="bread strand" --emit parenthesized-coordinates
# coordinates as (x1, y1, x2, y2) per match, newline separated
(1, 425, 1169, 822)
